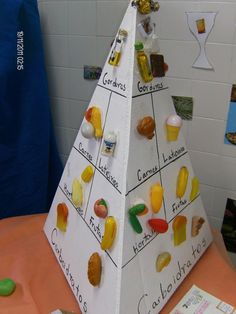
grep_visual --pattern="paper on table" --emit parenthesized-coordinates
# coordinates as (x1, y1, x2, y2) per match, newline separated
(170, 285, 236, 314)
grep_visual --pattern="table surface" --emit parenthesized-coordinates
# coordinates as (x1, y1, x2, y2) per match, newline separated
(0, 214, 235, 314)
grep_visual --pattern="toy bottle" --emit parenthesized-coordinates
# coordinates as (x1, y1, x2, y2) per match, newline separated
(135, 42, 153, 83)
(109, 29, 128, 66)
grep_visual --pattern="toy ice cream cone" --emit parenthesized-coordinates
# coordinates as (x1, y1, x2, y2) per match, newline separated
(166, 114, 182, 141)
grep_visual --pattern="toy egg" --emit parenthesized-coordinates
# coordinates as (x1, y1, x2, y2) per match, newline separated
(81, 122, 94, 139)
(94, 199, 108, 218)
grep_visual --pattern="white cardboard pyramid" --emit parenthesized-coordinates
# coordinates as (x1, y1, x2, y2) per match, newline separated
(44, 2, 213, 313)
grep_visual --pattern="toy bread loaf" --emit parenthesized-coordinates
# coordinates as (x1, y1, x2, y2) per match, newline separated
(87, 252, 102, 286)
(172, 215, 187, 246)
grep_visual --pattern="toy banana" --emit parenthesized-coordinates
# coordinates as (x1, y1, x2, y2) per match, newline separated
(189, 176, 199, 201)
(72, 178, 83, 207)
(101, 216, 117, 250)
(176, 167, 189, 198)
(90, 107, 103, 138)
(150, 183, 164, 213)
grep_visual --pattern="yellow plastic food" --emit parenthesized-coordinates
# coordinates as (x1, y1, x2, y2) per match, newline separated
(156, 252, 171, 272)
(72, 178, 83, 207)
(172, 215, 187, 246)
(81, 165, 94, 183)
(150, 183, 164, 213)
(176, 166, 189, 198)
(90, 107, 103, 138)
(189, 176, 199, 201)
(56, 203, 69, 232)
(101, 216, 117, 250)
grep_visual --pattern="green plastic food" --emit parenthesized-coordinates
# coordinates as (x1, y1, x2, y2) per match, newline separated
(128, 204, 146, 216)
(129, 214, 143, 234)
(0, 278, 16, 296)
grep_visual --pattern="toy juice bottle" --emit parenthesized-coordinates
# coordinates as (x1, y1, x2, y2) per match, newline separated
(135, 42, 153, 83)
(109, 29, 128, 66)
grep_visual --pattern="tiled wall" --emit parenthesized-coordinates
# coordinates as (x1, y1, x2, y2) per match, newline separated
(37, 0, 236, 231)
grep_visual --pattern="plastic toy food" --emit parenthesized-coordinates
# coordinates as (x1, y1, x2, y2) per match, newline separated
(172, 215, 187, 246)
(0, 278, 16, 296)
(81, 165, 94, 183)
(81, 122, 94, 139)
(150, 54, 165, 77)
(94, 199, 108, 218)
(72, 178, 83, 207)
(101, 216, 117, 250)
(129, 214, 143, 234)
(56, 203, 69, 232)
(85, 106, 103, 139)
(150, 183, 164, 213)
(137, 116, 155, 139)
(132, 0, 160, 15)
(156, 252, 171, 272)
(176, 166, 189, 199)
(196, 18, 206, 34)
(148, 218, 168, 233)
(191, 216, 205, 237)
(135, 42, 153, 83)
(87, 252, 102, 287)
(189, 176, 199, 201)
(102, 132, 117, 156)
(166, 114, 182, 142)
(129, 204, 146, 215)
(108, 29, 128, 66)
(128, 204, 146, 234)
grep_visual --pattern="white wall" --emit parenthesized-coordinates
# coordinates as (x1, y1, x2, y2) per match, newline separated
(37, 0, 236, 231)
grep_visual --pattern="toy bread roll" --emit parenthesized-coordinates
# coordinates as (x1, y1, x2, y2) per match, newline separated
(87, 252, 102, 286)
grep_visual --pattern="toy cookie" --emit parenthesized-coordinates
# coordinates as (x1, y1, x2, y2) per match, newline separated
(87, 252, 102, 287)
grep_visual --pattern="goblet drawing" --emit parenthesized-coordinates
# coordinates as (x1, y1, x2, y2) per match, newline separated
(186, 12, 217, 69)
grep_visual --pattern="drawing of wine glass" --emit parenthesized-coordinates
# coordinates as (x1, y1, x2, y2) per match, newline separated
(186, 12, 217, 70)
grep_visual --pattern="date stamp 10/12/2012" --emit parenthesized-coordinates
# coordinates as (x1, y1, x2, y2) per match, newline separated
(17, 31, 24, 71)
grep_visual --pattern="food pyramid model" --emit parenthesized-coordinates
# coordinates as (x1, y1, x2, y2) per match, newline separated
(44, 1, 213, 313)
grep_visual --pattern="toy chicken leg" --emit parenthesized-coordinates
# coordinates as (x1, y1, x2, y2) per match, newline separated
(90, 107, 103, 139)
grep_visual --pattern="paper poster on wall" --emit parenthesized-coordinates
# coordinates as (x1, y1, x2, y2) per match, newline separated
(44, 2, 212, 313)
(186, 12, 217, 70)
(172, 96, 193, 120)
(225, 85, 236, 146)
(221, 198, 236, 253)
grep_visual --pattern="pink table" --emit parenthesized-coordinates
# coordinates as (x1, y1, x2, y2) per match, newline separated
(0, 214, 235, 314)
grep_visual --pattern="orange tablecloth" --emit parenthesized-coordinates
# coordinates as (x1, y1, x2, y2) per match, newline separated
(0, 214, 235, 314)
